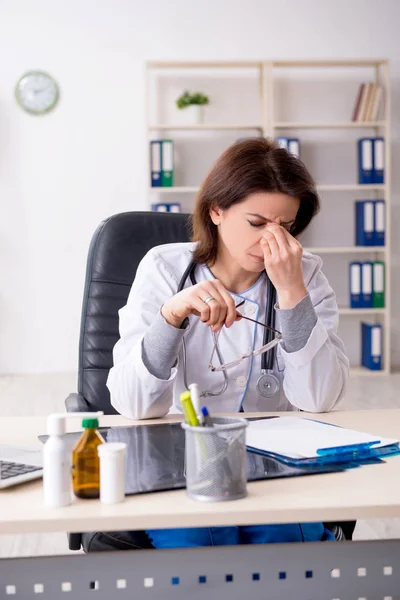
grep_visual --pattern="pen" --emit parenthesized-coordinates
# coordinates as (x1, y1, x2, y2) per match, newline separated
(200, 406, 214, 428)
(180, 391, 200, 427)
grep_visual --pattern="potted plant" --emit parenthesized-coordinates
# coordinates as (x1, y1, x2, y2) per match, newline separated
(176, 90, 209, 124)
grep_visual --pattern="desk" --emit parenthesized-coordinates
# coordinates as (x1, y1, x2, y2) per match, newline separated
(1, 410, 400, 599)
(1, 410, 400, 534)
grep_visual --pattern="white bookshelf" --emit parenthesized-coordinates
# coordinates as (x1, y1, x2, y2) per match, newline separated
(151, 184, 386, 194)
(149, 122, 386, 131)
(148, 124, 263, 131)
(146, 59, 391, 374)
(274, 121, 386, 129)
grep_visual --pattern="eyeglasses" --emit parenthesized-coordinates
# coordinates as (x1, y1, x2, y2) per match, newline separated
(208, 300, 282, 372)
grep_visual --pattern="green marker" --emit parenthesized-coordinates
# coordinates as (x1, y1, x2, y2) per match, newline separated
(180, 391, 200, 427)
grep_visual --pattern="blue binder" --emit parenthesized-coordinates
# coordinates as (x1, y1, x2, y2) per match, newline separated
(151, 203, 168, 212)
(361, 322, 382, 370)
(373, 137, 385, 184)
(150, 141, 162, 187)
(151, 203, 181, 213)
(355, 200, 374, 246)
(357, 138, 374, 184)
(360, 262, 373, 308)
(288, 138, 300, 157)
(349, 262, 362, 308)
(168, 203, 181, 213)
(373, 200, 385, 246)
(275, 137, 289, 150)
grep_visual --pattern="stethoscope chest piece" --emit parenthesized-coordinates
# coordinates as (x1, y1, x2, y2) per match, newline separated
(256, 370, 280, 398)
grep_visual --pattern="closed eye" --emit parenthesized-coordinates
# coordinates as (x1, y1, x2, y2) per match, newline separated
(248, 220, 294, 231)
(248, 220, 265, 228)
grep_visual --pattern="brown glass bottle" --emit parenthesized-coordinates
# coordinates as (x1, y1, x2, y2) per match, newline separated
(72, 418, 104, 499)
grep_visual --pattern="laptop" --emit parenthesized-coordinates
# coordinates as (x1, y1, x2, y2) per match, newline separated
(0, 445, 43, 489)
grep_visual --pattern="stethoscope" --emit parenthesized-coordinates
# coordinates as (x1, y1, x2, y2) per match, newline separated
(177, 259, 281, 399)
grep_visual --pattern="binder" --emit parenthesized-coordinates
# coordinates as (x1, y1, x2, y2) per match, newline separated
(361, 262, 373, 308)
(150, 141, 162, 187)
(372, 261, 385, 308)
(151, 203, 168, 212)
(355, 200, 374, 246)
(276, 137, 289, 150)
(373, 137, 385, 184)
(288, 138, 300, 158)
(373, 200, 385, 246)
(357, 138, 374, 184)
(361, 323, 382, 370)
(245, 416, 398, 467)
(161, 140, 174, 187)
(151, 203, 181, 213)
(349, 262, 362, 309)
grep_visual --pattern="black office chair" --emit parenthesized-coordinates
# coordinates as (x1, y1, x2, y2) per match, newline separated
(65, 211, 191, 550)
(65, 210, 355, 550)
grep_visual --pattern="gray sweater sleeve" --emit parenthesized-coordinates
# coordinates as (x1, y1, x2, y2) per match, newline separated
(275, 293, 317, 353)
(142, 294, 317, 378)
(141, 311, 188, 380)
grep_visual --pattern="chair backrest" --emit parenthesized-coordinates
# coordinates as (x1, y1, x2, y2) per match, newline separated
(78, 211, 191, 413)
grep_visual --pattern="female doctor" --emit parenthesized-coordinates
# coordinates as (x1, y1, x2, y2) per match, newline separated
(107, 137, 350, 548)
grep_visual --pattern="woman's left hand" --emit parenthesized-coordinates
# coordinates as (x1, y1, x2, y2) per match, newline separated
(261, 223, 308, 309)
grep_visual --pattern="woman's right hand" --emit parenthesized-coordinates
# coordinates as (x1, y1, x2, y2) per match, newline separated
(161, 280, 241, 332)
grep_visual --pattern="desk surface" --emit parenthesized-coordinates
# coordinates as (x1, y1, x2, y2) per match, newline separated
(1, 410, 400, 534)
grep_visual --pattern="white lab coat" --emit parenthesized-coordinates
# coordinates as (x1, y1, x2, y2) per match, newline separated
(107, 242, 349, 419)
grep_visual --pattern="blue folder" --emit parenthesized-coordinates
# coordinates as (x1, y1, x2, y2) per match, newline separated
(360, 262, 373, 308)
(349, 262, 362, 309)
(361, 322, 382, 370)
(373, 137, 385, 184)
(349, 261, 362, 308)
(150, 141, 162, 187)
(357, 138, 374, 184)
(373, 200, 385, 246)
(355, 200, 374, 246)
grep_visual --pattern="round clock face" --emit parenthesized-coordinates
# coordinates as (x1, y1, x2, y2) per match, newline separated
(15, 71, 59, 115)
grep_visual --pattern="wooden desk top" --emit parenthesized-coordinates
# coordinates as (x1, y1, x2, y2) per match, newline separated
(1, 410, 399, 534)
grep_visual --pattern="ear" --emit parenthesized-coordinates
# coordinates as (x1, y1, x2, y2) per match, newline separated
(209, 205, 223, 225)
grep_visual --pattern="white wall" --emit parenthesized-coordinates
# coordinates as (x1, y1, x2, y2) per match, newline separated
(0, 0, 399, 374)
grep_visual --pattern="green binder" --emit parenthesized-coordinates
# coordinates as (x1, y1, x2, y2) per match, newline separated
(161, 140, 174, 187)
(372, 261, 385, 308)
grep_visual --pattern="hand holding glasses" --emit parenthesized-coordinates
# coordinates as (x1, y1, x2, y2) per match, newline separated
(209, 300, 282, 372)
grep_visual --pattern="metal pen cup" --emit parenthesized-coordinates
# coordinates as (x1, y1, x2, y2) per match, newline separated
(182, 417, 248, 502)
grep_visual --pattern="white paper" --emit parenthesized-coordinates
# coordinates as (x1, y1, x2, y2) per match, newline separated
(246, 417, 397, 459)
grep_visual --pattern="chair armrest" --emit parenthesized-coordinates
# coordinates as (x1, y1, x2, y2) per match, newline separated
(65, 392, 90, 413)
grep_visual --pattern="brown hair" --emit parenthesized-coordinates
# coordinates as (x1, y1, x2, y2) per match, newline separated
(192, 137, 320, 265)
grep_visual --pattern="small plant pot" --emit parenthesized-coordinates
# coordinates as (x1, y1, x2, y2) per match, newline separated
(178, 104, 204, 125)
